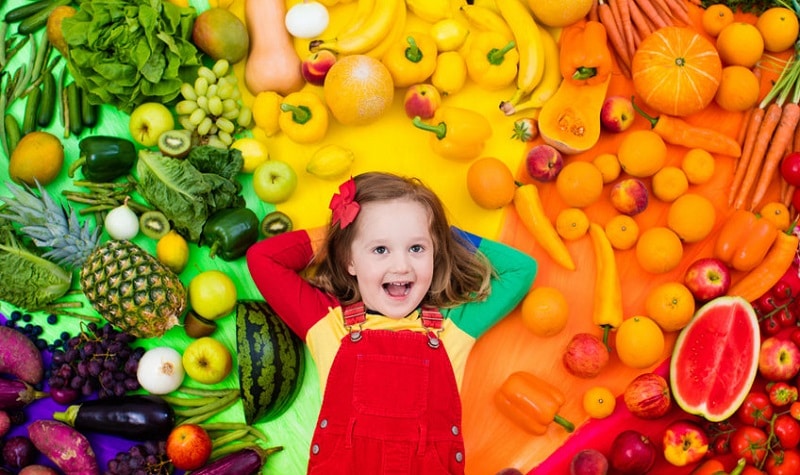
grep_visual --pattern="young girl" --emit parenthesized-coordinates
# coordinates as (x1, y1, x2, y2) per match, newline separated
(246, 172, 537, 474)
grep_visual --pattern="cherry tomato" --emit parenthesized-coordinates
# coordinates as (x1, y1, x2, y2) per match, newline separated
(730, 426, 769, 466)
(766, 449, 800, 475)
(781, 152, 800, 187)
(711, 433, 731, 455)
(761, 316, 783, 337)
(775, 414, 800, 449)
(738, 392, 774, 428)
(742, 465, 767, 475)
(790, 401, 800, 420)
(777, 306, 798, 328)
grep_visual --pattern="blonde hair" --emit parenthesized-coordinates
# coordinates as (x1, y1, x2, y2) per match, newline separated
(312, 172, 492, 308)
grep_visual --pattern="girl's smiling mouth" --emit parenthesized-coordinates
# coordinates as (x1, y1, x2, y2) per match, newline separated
(383, 282, 412, 297)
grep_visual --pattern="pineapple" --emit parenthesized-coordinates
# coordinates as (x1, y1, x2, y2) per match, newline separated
(0, 181, 185, 338)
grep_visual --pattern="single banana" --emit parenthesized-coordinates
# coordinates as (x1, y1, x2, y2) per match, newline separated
(364, 0, 407, 59)
(499, 25, 561, 116)
(495, 0, 545, 105)
(459, 4, 513, 41)
(339, 0, 376, 37)
(406, 0, 451, 23)
(306, 144, 356, 180)
(310, 0, 399, 55)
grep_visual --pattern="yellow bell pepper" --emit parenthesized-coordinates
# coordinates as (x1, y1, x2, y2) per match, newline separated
(431, 51, 467, 96)
(252, 90, 283, 137)
(382, 33, 439, 88)
(278, 91, 329, 144)
(588, 223, 623, 349)
(411, 106, 491, 161)
(465, 30, 519, 90)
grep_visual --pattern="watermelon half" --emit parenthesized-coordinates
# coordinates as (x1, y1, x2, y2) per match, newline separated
(670, 295, 760, 422)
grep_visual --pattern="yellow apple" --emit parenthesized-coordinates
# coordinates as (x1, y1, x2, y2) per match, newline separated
(182, 337, 233, 385)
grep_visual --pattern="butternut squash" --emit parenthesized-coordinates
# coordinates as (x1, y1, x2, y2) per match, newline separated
(244, 0, 304, 96)
(537, 76, 610, 155)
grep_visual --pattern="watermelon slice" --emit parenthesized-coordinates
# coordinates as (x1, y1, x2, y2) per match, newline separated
(670, 295, 760, 422)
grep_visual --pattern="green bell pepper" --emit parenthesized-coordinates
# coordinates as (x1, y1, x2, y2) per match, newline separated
(202, 207, 260, 261)
(67, 136, 136, 182)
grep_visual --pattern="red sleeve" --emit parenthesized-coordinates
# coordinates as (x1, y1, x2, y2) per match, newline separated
(246, 230, 338, 340)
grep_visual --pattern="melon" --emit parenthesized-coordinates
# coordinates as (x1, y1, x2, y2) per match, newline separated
(670, 296, 759, 422)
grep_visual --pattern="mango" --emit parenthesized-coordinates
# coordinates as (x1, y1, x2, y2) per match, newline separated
(192, 8, 249, 64)
(46, 5, 77, 56)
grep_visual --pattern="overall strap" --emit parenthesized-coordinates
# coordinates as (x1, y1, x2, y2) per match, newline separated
(342, 302, 366, 342)
(421, 305, 444, 349)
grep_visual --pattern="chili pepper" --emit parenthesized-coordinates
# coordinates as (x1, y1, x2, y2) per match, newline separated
(465, 30, 519, 90)
(559, 20, 612, 86)
(589, 223, 623, 349)
(727, 223, 800, 302)
(632, 97, 742, 157)
(512, 184, 574, 270)
(201, 207, 260, 261)
(278, 91, 329, 144)
(714, 209, 779, 272)
(494, 371, 574, 435)
(67, 135, 136, 183)
(411, 106, 492, 161)
(382, 33, 438, 88)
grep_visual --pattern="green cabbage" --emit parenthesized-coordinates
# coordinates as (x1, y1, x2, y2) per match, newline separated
(62, 0, 202, 114)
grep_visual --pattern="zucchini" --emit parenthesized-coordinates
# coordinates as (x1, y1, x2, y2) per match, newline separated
(37, 70, 56, 127)
(235, 300, 305, 424)
(192, 446, 283, 475)
(52, 394, 175, 441)
(4, 0, 50, 23)
(80, 87, 99, 128)
(4, 113, 21, 154)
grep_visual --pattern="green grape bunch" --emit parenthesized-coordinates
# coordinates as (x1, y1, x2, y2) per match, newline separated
(176, 59, 254, 148)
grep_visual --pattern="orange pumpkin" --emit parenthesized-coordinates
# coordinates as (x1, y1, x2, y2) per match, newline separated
(631, 27, 722, 117)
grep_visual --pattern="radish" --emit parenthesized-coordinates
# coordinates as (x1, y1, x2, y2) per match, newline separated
(28, 419, 100, 475)
(0, 326, 44, 384)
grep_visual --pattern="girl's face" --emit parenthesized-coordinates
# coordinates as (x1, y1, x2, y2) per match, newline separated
(347, 198, 434, 319)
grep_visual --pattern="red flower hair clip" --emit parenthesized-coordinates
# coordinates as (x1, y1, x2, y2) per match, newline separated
(329, 177, 360, 229)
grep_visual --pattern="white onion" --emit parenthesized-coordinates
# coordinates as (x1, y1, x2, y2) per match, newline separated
(285, 1, 329, 39)
(137, 346, 185, 395)
(104, 200, 139, 240)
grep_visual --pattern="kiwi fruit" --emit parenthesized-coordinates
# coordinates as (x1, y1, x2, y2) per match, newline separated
(157, 129, 193, 158)
(260, 210, 293, 238)
(183, 310, 217, 338)
(139, 210, 171, 240)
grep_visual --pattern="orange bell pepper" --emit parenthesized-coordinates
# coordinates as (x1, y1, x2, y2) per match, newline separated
(714, 209, 779, 272)
(494, 371, 574, 435)
(559, 20, 612, 86)
(411, 106, 492, 161)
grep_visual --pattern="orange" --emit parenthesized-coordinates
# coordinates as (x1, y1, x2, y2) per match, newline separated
(555, 161, 604, 208)
(715, 66, 761, 112)
(760, 201, 792, 231)
(756, 7, 800, 53)
(466, 157, 516, 209)
(635, 226, 683, 274)
(583, 386, 616, 419)
(716, 23, 764, 68)
(605, 214, 639, 250)
(701, 4, 734, 37)
(520, 286, 569, 337)
(323, 54, 394, 126)
(556, 207, 590, 241)
(9, 131, 64, 186)
(651, 166, 688, 202)
(667, 193, 716, 243)
(614, 316, 665, 369)
(645, 282, 696, 332)
(618, 130, 667, 178)
(681, 148, 715, 185)
(592, 152, 621, 184)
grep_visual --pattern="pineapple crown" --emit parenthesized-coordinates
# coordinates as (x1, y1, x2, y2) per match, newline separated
(0, 181, 101, 270)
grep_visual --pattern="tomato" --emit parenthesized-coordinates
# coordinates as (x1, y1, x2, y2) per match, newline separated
(775, 414, 800, 449)
(761, 316, 783, 337)
(737, 392, 774, 428)
(791, 401, 800, 420)
(766, 449, 800, 475)
(769, 382, 799, 407)
(730, 426, 769, 466)
(781, 152, 800, 187)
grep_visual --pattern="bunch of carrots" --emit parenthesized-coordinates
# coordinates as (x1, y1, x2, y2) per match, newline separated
(729, 52, 800, 212)
(589, 0, 697, 76)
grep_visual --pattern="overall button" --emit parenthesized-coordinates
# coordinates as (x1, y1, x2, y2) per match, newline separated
(451, 425, 459, 436)
(320, 419, 328, 429)
(455, 451, 463, 463)
(312, 444, 320, 455)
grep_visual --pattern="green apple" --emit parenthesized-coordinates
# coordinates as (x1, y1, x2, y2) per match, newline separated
(182, 337, 233, 385)
(129, 102, 175, 147)
(253, 159, 298, 204)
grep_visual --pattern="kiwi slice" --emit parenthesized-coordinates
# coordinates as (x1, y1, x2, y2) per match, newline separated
(139, 210, 171, 240)
(157, 130, 192, 158)
(260, 210, 293, 238)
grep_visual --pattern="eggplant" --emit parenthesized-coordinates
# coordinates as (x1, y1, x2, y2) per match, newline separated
(0, 378, 47, 410)
(52, 394, 175, 441)
(191, 446, 283, 475)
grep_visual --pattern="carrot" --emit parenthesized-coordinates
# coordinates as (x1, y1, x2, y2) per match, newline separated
(733, 101, 783, 209)
(665, 0, 692, 25)
(793, 114, 800, 152)
(727, 229, 800, 303)
(617, 0, 635, 63)
(737, 108, 755, 146)
(784, 184, 796, 207)
(589, 0, 599, 22)
(598, 0, 631, 71)
(750, 102, 800, 210)
(649, 0, 675, 25)
(633, 0, 668, 29)
(627, 0, 653, 41)
(729, 106, 766, 206)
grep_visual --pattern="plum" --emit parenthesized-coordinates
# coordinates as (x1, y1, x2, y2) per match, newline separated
(570, 449, 609, 475)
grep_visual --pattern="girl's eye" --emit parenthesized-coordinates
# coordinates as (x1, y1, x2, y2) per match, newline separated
(373, 246, 388, 254)
(410, 245, 424, 253)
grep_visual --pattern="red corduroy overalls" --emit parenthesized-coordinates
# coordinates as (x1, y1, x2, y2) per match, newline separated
(307, 303, 466, 475)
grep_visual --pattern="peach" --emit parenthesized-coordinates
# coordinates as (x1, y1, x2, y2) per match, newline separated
(525, 144, 563, 182)
(403, 84, 441, 120)
(302, 50, 337, 86)
(600, 95, 636, 133)
(610, 178, 649, 216)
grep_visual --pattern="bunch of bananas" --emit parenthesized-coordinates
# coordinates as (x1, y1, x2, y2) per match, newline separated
(309, 0, 407, 59)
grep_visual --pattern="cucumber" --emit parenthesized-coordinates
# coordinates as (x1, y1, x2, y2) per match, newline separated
(66, 81, 82, 136)
(37, 70, 56, 127)
(52, 394, 175, 441)
(4, 0, 50, 23)
(22, 86, 41, 135)
(4, 113, 21, 154)
(17, 0, 71, 35)
(80, 86, 99, 128)
(235, 300, 305, 424)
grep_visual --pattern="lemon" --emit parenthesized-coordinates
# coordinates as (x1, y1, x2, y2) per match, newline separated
(430, 18, 470, 52)
(188, 270, 238, 320)
(232, 137, 270, 174)
(156, 230, 190, 275)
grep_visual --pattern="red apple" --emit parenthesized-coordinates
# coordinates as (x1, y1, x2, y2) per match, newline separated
(683, 257, 732, 302)
(166, 424, 212, 470)
(525, 144, 564, 182)
(623, 372, 671, 419)
(563, 333, 609, 378)
(600, 96, 635, 133)
(759, 336, 800, 381)
(302, 50, 337, 86)
(610, 178, 649, 216)
(609, 430, 657, 475)
(403, 84, 441, 119)
(662, 420, 709, 467)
